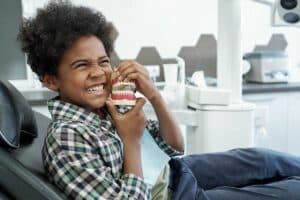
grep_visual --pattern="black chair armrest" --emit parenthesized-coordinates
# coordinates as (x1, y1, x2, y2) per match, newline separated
(0, 147, 67, 200)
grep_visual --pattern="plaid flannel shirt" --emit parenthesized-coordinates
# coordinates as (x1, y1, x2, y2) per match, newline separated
(42, 97, 182, 200)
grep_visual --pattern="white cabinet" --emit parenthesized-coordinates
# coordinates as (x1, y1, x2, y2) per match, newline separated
(287, 93, 300, 155)
(244, 93, 288, 152)
(244, 92, 300, 155)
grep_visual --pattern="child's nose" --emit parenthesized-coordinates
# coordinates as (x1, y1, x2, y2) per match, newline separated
(89, 66, 105, 78)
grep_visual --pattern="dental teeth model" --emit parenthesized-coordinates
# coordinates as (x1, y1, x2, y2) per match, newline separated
(111, 71, 136, 106)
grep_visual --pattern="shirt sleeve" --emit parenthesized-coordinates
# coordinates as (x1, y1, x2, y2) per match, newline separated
(43, 126, 151, 200)
(146, 119, 184, 157)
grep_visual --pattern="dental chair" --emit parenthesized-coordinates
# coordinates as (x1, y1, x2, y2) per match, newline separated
(0, 80, 67, 200)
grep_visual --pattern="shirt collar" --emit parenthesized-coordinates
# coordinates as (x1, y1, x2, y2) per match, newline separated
(47, 96, 112, 129)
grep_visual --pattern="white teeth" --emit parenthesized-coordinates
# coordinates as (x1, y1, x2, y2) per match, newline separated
(87, 84, 104, 92)
(112, 90, 134, 95)
(112, 82, 135, 88)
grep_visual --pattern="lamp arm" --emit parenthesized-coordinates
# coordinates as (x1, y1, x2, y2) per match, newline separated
(250, 0, 274, 6)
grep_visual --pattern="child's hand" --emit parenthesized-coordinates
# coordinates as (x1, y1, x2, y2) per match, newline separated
(115, 60, 160, 102)
(106, 97, 146, 144)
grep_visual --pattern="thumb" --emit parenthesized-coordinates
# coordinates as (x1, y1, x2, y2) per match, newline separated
(105, 98, 119, 119)
(131, 97, 146, 113)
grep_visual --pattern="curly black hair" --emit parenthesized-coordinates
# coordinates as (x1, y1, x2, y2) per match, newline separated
(18, 0, 114, 80)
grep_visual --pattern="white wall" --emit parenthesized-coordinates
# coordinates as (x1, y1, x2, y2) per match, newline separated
(73, 0, 219, 58)
(23, 0, 300, 68)
(22, 0, 218, 58)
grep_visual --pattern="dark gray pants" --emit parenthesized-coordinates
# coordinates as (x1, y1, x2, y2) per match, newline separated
(168, 148, 300, 200)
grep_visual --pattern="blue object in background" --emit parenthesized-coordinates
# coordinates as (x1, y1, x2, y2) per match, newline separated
(141, 129, 170, 186)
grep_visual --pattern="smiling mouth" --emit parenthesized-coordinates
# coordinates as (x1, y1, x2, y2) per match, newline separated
(87, 84, 105, 95)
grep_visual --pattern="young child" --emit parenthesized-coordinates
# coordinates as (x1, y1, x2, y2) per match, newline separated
(18, 1, 300, 200)
(18, 1, 183, 199)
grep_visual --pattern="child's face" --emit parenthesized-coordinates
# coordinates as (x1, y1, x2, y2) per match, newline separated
(48, 35, 112, 110)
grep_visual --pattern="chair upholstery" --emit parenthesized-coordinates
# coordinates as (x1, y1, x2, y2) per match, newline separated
(0, 80, 66, 200)
(0, 80, 37, 148)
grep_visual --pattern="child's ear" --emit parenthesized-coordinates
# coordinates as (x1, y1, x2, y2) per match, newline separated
(42, 74, 59, 92)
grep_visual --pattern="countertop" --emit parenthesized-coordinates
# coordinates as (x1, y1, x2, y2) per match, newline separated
(243, 82, 300, 94)
(19, 87, 57, 104)
(19, 82, 300, 103)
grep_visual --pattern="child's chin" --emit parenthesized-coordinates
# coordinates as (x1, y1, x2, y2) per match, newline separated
(88, 100, 106, 109)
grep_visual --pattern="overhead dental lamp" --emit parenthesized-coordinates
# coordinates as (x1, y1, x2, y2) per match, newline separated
(272, 0, 300, 26)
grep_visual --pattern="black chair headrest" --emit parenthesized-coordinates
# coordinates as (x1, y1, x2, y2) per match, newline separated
(0, 80, 37, 148)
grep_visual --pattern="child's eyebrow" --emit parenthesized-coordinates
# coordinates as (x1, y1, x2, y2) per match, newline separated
(98, 56, 110, 61)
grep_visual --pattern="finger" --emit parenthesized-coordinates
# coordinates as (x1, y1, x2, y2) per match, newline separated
(105, 98, 119, 119)
(115, 60, 132, 74)
(131, 97, 146, 113)
(127, 72, 150, 83)
(117, 61, 148, 77)
(120, 67, 137, 80)
(137, 65, 150, 77)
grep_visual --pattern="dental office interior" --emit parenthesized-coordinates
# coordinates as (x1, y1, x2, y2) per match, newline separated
(2, 0, 300, 159)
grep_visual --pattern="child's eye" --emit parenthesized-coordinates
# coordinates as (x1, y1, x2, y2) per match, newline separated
(99, 60, 111, 67)
(75, 63, 87, 68)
